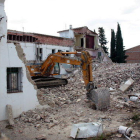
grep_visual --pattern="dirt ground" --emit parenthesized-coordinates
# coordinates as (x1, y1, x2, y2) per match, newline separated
(0, 63, 140, 140)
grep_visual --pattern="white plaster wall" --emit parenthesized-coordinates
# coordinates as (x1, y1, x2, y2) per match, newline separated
(20, 42, 74, 75)
(69, 29, 74, 39)
(59, 31, 69, 38)
(20, 42, 74, 61)
(0, 43, 40, 121)
(0, 0, 40, 121)
(59, 30, 74, 39)
(0, 0, 7, 45)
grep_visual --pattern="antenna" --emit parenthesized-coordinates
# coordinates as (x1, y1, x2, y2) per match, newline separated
(22, 27, 24, 33)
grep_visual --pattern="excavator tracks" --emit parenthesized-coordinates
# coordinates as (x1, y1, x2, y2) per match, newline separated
(32, 77, 68, 89)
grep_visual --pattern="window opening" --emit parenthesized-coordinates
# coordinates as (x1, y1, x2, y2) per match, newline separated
(52, 49, 55, 54)
(9, 35, 12, 40)
(81, 38, 84, 47)
(54, 63, 60, 74)
(86, 38, 89, 48)
(66, 50, 69, 56)
(17, 36, 20, 41)
(7, 68, 22, 93)
(37, 48, 43, 61)
(20, 36, 22, 41)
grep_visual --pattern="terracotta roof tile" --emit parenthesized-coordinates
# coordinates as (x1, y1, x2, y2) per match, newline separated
(33, 33, 74, 46)
(7, 30, 74, 47)
(126, 45, 140, 52)
(58, 26, 98, 35)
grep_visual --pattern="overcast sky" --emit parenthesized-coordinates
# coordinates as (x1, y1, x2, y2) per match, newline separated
(5, 0, 140, 50)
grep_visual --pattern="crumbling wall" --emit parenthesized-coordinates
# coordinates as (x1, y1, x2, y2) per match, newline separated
(0, 41, 40, 121)
(98, 46, 113, 64)
(14, 42, 37, 88)
(0, 0, 40, 121)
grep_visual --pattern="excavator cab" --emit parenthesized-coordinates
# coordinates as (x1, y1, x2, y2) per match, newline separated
(27, 51, 110, 110)
(53, 63, 60, 75)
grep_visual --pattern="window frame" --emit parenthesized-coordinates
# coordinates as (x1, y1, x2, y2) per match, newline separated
(7, 67, 23, 93)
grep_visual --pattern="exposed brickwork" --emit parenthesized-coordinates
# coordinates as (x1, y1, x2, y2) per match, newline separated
(126, 45, 140, 63)
(34, 33, 74, 47)
(8, 30, 33, 36)
(7, 30, 74, 47)
(73, 26, 97, 35)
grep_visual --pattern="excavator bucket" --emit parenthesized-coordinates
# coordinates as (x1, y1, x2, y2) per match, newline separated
(87, 87, 110, 110)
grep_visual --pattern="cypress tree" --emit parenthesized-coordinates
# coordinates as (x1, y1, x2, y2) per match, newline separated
(110, 29, 116, 62)
(116, 23, 127, 63)
(98, 27, 108, 54)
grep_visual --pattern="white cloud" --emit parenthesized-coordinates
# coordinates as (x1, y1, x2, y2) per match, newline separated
(5, 0, 140, 49)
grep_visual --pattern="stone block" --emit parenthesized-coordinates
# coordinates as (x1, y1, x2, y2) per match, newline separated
(6, 104, 14, 125)
(120, 78, 134, 92)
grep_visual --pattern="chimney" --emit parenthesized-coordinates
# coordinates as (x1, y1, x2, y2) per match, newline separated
(69, 25, 72, 29)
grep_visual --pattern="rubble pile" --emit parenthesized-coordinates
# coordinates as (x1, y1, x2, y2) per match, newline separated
(10, 63, 140, 140)
(38, 68, 86, 106)
(94, 63, 140, 93)
(14, 108, 59, 128)
(37, 63, 140, 107)
(91, 63, 140, 110)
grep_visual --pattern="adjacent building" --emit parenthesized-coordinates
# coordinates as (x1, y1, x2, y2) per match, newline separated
(58, 26, 100, 59)
(7, 30, 74, 62)
(126, 45, 140, 63)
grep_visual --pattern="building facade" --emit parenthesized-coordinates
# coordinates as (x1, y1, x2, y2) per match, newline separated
(126, 45, 140, 63)
(7, 30, 74, 61)
(0, 0, 41, 121)
(7, 30, 75, 74)
(58, 25, 107, 60)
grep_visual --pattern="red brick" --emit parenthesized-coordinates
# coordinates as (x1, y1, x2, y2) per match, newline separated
(126, 45, 140, 63)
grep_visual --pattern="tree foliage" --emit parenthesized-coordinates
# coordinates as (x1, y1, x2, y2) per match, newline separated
(110, 29, 116, 62)
(110, 23, 127, 63)
(98, 27, 108, 54)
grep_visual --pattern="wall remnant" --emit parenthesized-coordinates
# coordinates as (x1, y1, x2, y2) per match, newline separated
(0, 0, 40, 121)
(14, 42, 37, 87)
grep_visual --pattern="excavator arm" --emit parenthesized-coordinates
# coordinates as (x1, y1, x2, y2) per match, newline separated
(27, 51, 110, 109)
(41, 51, 93, 86)
(27, 51, 93, 87)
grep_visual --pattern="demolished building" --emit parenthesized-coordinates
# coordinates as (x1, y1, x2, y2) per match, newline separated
(7, 30, 75, 75)
(0, 0, 40, 121)
(0, 0, 111, 121)
(0, 0, 75, 121)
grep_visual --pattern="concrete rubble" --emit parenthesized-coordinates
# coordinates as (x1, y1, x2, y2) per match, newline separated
(70, 122, 103, 138)
(37, 67, 86, 107)
(1, 62, 140, 140)
(120, 78, 134, 92)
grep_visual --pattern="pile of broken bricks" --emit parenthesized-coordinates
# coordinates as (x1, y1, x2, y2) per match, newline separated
(5, 62, 140, 140)
(16, 63, 140, 123)
(37, 68, 86, 107)
(37, 63, 140, 108)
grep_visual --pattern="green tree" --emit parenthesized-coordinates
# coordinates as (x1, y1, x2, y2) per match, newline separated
(98, 27, 108, 54)
(116, 23, 127, 63)
(110, 29, 116, 62)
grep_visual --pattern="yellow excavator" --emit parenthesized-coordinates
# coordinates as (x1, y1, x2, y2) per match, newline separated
(27, 51, 110, 110)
